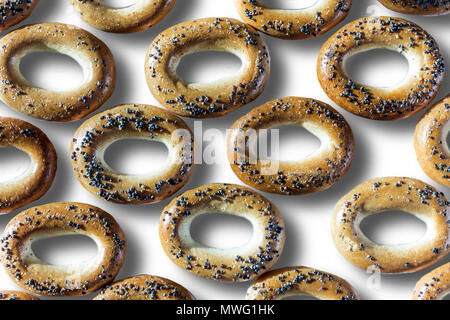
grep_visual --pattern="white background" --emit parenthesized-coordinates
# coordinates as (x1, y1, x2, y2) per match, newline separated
(0, 0, 449, 300)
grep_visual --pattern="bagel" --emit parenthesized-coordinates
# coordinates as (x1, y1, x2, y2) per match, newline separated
(413, 262, 450, 300)
(246, 266, 359, 300)
(0, 290, 39, 300)
(159, 183, 285, 282)
(414, 94, 450, 187)
(0, 23, 116, 121)
(0, 202, 126, 296)
(227, 97, 354, 195)
(71, 104, 194, 204)
(234, 0, 352, 39)
(70, 0, 177, 33)
(378, 0, 449, 15)
(0, 117, 57, 214)
(145, 17, 270, 118)
(93, 275, 195, 300)
(317, 16, 445, 120)
(0, 0, 39, 32)
(332, 177, 449, 273)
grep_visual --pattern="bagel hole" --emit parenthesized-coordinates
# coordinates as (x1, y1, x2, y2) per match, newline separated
(360, 211, 426, 245)
(345, 49, 409, 88)
(258, 0, 319, 9)
(177, 51, 242, 84)
(103, 138, 169, 175)
(190, 214, 253, 249)
(31, 234, 97, 266)
(280, 294, 320, 300)
(0, 147, 31, 182)
(20, 51, 84, 92)
(442, 293, 450, 300)
(257, 125, 321, 161)
(101, 0, 136, 8)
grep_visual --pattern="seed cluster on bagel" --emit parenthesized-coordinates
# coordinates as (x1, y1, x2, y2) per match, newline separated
(94, 275, 195, 300)
(0, 290, 40, 300)
(412, 262, 450, 300)
(234, 0, 352, 39)
(414, 95, 450, 187)
(0, 0, 39, 31)
(246, 266, 359, 300)
(377, 0, 450, 15)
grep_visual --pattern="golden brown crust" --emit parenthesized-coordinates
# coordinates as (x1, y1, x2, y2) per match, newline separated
(413, 262, 450, 300)
(159, 183, 285, 282)
(0, 0, 39, 32)
(317, 16, 444, 120)
(332, 177, 449, 274)
(0, 23, 116, 122)
(70, 0, 177, 33)
(0, 290, 40, 300)
(234, 0, 352, 39)
(414, 94, 450, 187)
(246, 266, 359, 300)
(71, 104, 194, 204)
(0, 202, 126, 296)
(93, 275, 195, 300)
(145, 17, 270, 118)
(227, 97, 354, 195)
(378, 0, 450, 15)
(0, 117, 57, 214)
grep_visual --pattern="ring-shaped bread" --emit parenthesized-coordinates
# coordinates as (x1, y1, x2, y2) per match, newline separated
(0, 117, 57, 214)
(94, 275, 195, 300)
(159, 183, 285, 282)
(227, 97, 354, 195)
(0, 290, 40, 300)
(246, 266, 359, 300)
(414, 94, 450, 187)
(0, 23, 116, 121)
(332, 177, 449, 273)
(0, 202, 126, 296)
(70, 0, 177, 33)
(378, 0, 449, 15)
(317, 16, 445, 120)
(413, 262, 450, 300)
(145, 17, 270, 118)
(234, 0, 352, 39)
(71, 104, 194, 204)
(0, 0, 39, 32)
